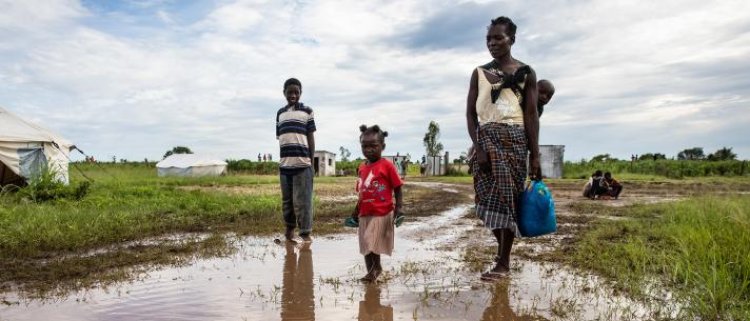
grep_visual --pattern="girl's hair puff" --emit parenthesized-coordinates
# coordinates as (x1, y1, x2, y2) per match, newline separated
(359, 124, 388, 143)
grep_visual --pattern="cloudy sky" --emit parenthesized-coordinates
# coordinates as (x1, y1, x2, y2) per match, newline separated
(2, 0, 749, 162)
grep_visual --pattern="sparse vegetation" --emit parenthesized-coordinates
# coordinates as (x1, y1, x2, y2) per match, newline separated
(3, 163, 749, 320)
(566, 196, 750, 320)
(0, 163, 466, 293)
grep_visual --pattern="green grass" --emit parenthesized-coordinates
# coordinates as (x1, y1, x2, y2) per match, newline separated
(417, 159, 749, 180)
(0, 163, 466, 267)
(0, 179, 281, 259)
(0, 164, 359, 259)
(568, 196, 750, 320)
(0, 163, 470, 295)
(70, 162, 280, 185)
(0, 163, 469, 298)
(565, 159, 749, 179)
(411, 176, 473, 184)
(417, 175, 750, 188)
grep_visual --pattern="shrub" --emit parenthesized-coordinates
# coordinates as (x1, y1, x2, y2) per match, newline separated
(4, 166, 91, 203)
(225, 159, 278, 175)
(564, 159, 748, 179)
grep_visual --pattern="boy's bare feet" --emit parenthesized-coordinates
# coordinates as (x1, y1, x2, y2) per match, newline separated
(284, 227, 295, 242)
(299, 234, 313, 243)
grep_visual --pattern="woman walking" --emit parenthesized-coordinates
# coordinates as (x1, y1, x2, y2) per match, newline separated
(466, 16, 541, 280)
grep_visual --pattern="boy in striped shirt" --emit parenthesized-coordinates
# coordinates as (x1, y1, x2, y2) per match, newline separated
(276, 78, 316, 243)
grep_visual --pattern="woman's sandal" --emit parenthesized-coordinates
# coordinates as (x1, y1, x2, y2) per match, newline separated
(480, 256, 509, 281)
(480, 270, 508, 281)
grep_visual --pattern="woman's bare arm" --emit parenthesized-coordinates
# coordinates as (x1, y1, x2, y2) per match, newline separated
(522, 68, 541, 179)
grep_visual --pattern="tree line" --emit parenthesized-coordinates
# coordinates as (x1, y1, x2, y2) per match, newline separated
(589, 147, 739, 163)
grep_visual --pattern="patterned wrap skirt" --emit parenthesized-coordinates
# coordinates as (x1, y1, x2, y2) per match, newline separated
(358, 212, 394, 256)
(470, 123, 528, 234)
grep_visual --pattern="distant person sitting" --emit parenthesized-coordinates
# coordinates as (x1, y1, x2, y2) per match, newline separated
(537, 79, 555, 117)
(602, 172, 623, 199)
(583, 170, 606, 199)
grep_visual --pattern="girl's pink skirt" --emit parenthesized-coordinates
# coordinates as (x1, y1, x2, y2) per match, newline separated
(358, 212, 394, 256)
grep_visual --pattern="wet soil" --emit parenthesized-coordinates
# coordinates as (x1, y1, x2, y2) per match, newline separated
(0, 179, 708, 320)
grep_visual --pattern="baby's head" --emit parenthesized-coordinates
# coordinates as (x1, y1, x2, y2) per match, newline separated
(537, 79, 555, 107)
(359, 124, 388, 163)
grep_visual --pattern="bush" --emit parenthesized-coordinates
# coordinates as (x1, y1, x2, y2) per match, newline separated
(225, 159, 278, 175)
(336, 160, 361, 176)
(4, 166, 91, 203)
(564, 159, 749, 179)
(445, 164, 470, 176)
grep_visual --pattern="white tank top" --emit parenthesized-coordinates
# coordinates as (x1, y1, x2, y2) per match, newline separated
(475, 67, 525, 126)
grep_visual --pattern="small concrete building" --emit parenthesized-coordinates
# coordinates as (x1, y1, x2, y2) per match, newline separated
(313, 150, 336, 176)
(412, 154, 445, 176)
(539, 145, 565, 178)
(424, 155, 446, 176)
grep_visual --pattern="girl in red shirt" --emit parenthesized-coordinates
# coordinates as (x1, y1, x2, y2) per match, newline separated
(351, 124, 404, 282)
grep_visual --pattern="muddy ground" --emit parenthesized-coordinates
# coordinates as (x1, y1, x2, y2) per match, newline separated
(0, 179, 726, 320)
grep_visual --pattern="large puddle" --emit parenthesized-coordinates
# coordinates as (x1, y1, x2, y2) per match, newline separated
(2, 200, 675, 320)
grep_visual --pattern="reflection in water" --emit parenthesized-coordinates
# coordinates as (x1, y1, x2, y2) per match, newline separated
(358, 284, 393, 321)
(481, 281, 546, 321)
(0, 203, 660, 321)
(281, 242, 315, 321)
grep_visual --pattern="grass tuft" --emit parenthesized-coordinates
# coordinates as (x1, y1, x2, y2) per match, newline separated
(567, 196, 750, 320)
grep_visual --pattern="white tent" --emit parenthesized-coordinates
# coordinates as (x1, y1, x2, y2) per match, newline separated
(0, 106, 75, 186)
(156, 154, 227, 177)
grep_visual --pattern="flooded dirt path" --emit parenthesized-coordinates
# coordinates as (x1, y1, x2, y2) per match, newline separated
(1, 181, 677, 320)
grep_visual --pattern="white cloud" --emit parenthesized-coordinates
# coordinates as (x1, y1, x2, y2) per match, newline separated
(195, 0, 265, 34)
(156, 10, 174, 24)
(0, 0, 86, 30)
(0, 0, 748, 162)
